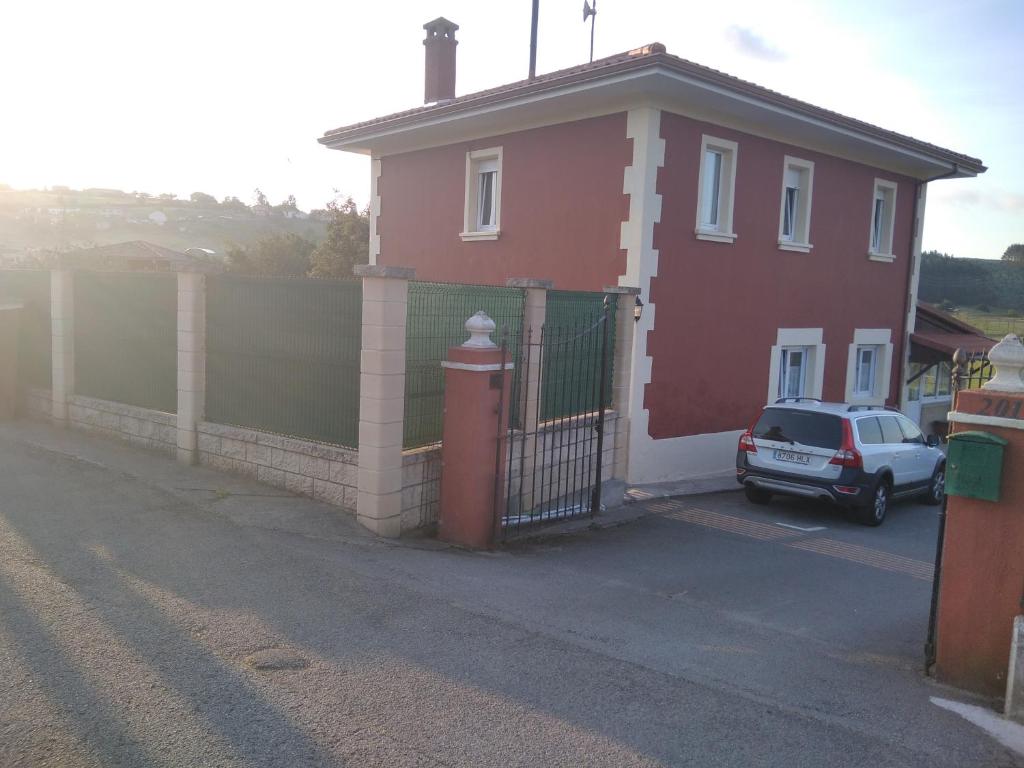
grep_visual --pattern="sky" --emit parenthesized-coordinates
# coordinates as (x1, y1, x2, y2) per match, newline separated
(1, 0, 1020, 260)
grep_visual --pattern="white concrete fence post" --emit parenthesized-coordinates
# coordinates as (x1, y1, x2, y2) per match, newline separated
(605, 285, 640, 488)
(506, 278, 552, 514)
(355, 264, 415, 538)
(50, 269, 74, 425)
(176, 271, 207, 466)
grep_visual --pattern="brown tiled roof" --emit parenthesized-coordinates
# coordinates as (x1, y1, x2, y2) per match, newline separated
(320, 44, 985, 173)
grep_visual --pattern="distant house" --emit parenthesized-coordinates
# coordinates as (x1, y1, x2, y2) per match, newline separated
(61, 241, 214, 272)
(907, 301, 994, 435)
(320, 19, 986, 486)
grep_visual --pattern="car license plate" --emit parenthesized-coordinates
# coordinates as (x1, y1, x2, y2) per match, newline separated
(774, 449, 810, 465)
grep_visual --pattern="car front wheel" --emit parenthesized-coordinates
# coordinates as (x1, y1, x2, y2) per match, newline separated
(923, 464, 945, 506)
(858, 479, 889, 526)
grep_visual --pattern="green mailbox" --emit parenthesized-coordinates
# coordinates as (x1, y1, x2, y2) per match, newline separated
(946, 430, 1008, 502)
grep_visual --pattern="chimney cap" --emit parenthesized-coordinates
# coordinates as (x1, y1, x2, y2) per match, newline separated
(423, 17, 459, 38)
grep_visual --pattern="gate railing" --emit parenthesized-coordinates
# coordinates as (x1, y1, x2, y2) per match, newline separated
(502, 296, 612, 536)
(952, 348, 993, 394)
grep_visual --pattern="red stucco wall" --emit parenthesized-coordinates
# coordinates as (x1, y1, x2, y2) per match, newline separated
(645, 112, 916, 438)
(377, 113, 631, 290)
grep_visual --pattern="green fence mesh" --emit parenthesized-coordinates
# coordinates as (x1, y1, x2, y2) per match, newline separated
(74, 271, 178, 412)
(541, 291, 616, 421)
(0, 270, 52, 389)
(404, 282, 525, 449)
(206, 275, 362, 448)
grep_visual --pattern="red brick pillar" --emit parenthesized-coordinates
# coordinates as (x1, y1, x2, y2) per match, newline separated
(936, 334, 1024, 699)
(438, 312, 512, 549)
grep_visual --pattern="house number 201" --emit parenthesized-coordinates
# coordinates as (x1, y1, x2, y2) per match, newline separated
(978, 397, 1024, 419)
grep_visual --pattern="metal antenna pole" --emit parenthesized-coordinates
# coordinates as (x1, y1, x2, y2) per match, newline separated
(589, 0, 597, 63)
(529, 0, 539, 80)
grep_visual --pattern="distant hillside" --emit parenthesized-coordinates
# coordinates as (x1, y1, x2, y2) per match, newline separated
(918, 251, 1024, 312)
(0, 186, 327, 262)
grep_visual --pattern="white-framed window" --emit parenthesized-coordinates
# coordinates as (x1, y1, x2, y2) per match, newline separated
(767, 328, 826, 403)
(853, 345, 877, 396)
(844, 328, 893, 404)
(779, 347, 809, 398)
(868, 178, 897, 260)
(461, 147, 502, 241)
(777, 156, 814, 252)
(694, 135, 738, 243)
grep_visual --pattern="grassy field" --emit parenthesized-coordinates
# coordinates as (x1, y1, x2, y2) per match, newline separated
(952, 309, 1024, 340)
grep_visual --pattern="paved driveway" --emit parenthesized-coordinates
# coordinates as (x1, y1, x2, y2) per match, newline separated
(0, 420, 1019, 767)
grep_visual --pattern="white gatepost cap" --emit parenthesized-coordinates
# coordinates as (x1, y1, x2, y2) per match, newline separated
(983, 334, 1024, 393)
(463, 311, 497, 349)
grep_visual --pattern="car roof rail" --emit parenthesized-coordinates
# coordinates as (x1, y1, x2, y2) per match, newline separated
(847, 404, 902, 413)
(774, 397, 822, 404)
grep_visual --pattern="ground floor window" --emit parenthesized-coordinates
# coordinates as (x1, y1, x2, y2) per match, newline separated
(908, 361, 951, 401)
(779, 347, 808, 398)
(853, 345, 878, 396)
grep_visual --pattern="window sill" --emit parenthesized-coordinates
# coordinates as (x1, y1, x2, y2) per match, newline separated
(460, 230, 500, 242)
(778, 241, 813, 253)
(867, 251, 895, 263)
(694, 229, 737, 244)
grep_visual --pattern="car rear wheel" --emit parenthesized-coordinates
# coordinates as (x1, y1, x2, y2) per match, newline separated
(922, 464, 945, 506)
(857, 479, 889, 526)
(744, 486, 772, 505)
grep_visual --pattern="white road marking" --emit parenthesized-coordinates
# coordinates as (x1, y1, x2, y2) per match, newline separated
(931, 696, 1024, 758)
(774, 522, 827, 532)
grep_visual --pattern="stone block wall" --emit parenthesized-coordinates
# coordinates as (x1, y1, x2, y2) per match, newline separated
(26, 388, 52, 420)
(401, 446, 442, 532)
(68, 395, 177, 456)
(196, 422, 358, 512)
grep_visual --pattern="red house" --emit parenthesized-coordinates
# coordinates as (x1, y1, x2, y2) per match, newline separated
(320, 19, 985, 488)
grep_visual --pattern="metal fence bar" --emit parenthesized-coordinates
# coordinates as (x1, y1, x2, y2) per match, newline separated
(206, 274, 361, 448)
(541, 290, 616, 420)
(74, 271, 177, 412)
(0, 270, 52, 389)
(403, 281, 525, 449)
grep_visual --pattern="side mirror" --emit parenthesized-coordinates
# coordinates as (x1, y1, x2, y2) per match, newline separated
(926, 434, 941, 448)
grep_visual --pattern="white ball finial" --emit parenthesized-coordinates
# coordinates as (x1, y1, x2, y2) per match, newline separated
(982, 334, 1024, 393)
(463, 311, 497, 349)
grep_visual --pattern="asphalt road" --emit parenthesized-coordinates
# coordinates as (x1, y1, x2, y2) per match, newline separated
(0, 420, 1019, 767)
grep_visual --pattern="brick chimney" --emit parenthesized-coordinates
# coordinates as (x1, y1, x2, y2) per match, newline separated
(423, 17, 458, 104)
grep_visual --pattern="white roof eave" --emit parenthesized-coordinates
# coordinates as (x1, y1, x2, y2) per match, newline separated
(326, 66, 975, 180)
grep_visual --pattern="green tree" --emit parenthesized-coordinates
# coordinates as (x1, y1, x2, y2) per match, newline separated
(309, 197, 369, 278)
(226, 233, 316, 276)
(1002, 243, 1024, 263)
(190, 191, 217, 205)
(221, 195, 247, 211)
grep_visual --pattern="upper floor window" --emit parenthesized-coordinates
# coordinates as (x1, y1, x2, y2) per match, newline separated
(461, 148, 502, 241)
(868, 178, 898, 260)
(777, 156, 814, 252)
(695, 135, 738, 244)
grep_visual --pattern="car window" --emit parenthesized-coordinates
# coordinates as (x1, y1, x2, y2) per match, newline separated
(856, 416, 884, 445)
(878, 415, 904, 445)
(897, 415, 924, 444)
(752, 409, 842, 449)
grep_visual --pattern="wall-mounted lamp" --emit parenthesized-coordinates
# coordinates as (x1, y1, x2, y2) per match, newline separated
(634, 295, 644, 322)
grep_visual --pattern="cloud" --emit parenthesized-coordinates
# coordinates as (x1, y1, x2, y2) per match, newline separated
(724, 26, 786, 62)
(939, 188, 1024, 212)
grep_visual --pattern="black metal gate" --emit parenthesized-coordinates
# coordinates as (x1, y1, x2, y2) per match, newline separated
(500, 296, 613, 537)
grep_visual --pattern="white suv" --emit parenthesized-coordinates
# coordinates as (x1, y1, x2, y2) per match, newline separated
(735, 399, 946, 526)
